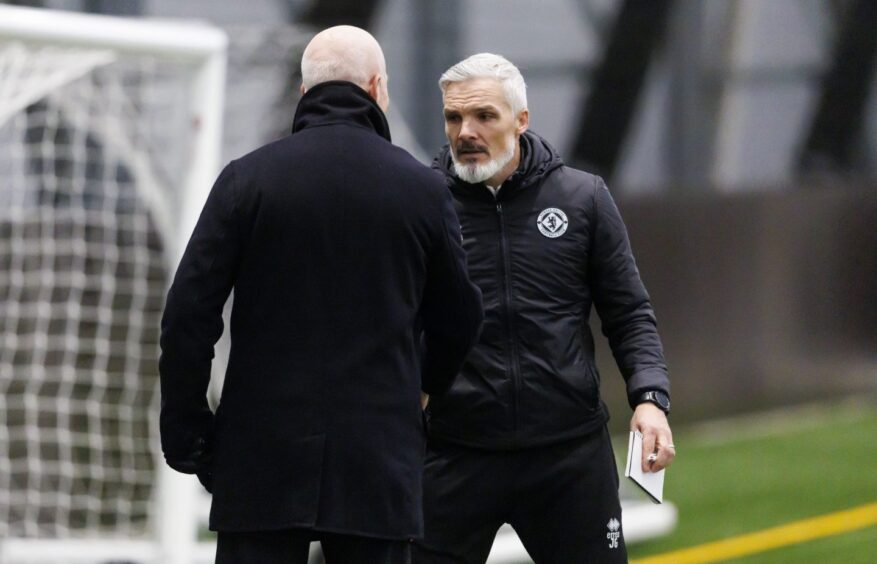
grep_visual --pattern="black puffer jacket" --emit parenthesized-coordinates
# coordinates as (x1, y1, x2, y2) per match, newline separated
(428, 131, 669, 450)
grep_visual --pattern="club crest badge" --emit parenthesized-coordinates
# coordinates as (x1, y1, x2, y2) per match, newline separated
(536, 207, 568, 238)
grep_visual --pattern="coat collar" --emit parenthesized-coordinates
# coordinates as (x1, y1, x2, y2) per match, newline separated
(291, 81, 391, 142)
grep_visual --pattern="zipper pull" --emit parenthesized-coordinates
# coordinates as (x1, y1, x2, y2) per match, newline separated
(496, 203, 503, 214)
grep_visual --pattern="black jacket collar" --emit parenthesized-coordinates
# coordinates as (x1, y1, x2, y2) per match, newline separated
(433, 130, 564, 200)
(292, 81, 391, 142)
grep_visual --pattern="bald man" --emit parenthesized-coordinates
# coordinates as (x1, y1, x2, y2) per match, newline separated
(159, 26, 483, 564)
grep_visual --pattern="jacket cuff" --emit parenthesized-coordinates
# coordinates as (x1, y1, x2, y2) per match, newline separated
(626, 368, 670, 409)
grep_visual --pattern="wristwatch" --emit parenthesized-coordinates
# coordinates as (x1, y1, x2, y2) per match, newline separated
(638, 390, 670, 414)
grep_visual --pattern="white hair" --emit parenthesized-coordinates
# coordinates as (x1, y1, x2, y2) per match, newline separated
(439, 53, 528, 114)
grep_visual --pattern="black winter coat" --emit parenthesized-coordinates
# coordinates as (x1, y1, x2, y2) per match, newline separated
(159, 81, 483, 538)
(428, 131, 668, 450)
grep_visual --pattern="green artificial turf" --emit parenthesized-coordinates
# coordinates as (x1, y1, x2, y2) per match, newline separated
(627, 400, 877, 562)
(725, 526, 877, 564)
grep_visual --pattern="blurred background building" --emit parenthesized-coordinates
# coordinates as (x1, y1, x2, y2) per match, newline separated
(1, 0, 875, 562)
(19, 0, 868, 425)
(13, 0, 877, 187)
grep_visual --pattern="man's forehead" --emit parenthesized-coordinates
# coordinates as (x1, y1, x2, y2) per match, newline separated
(443, 77, 509, 110)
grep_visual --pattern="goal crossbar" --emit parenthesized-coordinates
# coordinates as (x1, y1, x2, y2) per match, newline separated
(0, 5, 226, 60)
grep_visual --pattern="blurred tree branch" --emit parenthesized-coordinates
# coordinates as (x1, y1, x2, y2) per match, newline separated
(799, 0, 877, 175)
(569, 0, 675, 180)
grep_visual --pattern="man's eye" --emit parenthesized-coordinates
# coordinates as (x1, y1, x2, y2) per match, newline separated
(445, 115, 460, 123)
(479, 113, 494, 121)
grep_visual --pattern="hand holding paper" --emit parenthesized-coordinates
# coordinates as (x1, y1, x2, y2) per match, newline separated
(625, 431, 665, 503)
(630, 402, 675, 471)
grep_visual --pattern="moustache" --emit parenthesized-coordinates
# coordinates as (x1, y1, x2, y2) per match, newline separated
(455, 142, 488, 156)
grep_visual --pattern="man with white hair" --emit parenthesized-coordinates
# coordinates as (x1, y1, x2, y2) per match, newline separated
(159, 26, 483, 563)
(414, 53, 675, 563)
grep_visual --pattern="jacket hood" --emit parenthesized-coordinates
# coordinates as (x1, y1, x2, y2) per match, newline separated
(291, 80, 391, 142)
(433, 130, 564, 194)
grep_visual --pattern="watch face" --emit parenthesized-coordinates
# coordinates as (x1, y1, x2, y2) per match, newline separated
(654, 392, 670, 410)
(645, 391, 670, 411)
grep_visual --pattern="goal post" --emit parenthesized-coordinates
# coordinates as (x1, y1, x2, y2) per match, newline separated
(0, 5, 227, 563)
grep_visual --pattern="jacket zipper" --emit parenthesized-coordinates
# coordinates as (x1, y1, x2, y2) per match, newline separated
(496, 202, 522, 443)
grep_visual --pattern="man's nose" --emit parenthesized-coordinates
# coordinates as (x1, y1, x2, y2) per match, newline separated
(459, 118, 478, 140)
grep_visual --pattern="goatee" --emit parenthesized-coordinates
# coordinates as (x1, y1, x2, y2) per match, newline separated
(451, 138, 516, 185)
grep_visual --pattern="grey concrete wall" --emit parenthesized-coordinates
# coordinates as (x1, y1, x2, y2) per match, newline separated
(597, 184, 877, 429)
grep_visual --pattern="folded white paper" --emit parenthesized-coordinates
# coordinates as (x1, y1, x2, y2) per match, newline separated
(624, 431, 664, 503)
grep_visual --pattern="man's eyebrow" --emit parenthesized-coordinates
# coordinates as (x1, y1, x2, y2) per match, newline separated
(443, 105, 499, 115)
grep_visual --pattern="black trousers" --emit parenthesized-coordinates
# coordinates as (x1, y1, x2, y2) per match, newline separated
(216, 528, 412, 564)
(412, 427, 628, 564)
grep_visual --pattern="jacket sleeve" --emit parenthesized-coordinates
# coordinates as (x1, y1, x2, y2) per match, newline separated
(159, 162, 242, 474)
(588, 176, 670, 408)
(420, 186, 484, 395)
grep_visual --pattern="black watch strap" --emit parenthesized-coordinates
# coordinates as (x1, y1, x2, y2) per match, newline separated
(638, 390, 670, 414)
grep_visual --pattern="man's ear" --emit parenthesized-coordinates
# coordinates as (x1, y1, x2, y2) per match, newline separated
(516, 108, 530, 135)
(366, 74, 381, 102)
(300, 84, 306, 96)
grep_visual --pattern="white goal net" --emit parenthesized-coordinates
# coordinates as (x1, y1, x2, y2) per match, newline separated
(0, 6, 226, 562)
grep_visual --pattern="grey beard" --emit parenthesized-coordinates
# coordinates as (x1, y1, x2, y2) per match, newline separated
(451, 141, 516, 184)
